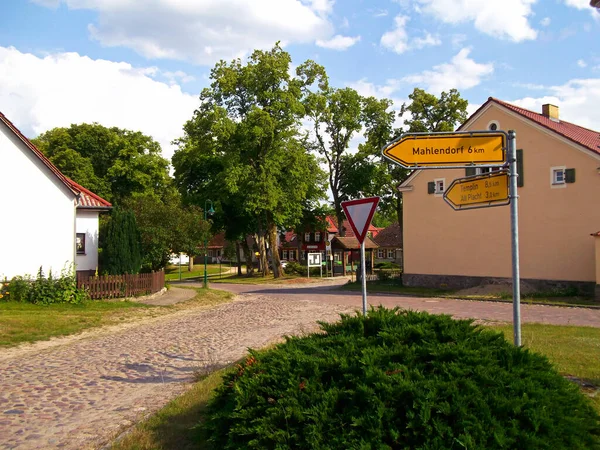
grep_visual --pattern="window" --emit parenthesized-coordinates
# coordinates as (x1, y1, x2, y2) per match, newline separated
(487, 120, 499, 131)
(315, 232, 321, 242)
(283, 250, 288, 260)
(289, 250, 295, 260)
(304, 232, 311, 242)
(387, 249, 395, 259)
(551, 166, 566, 188)
(378, 249, 385, 258)
(76, 233, 86, 254)
(434, 178, 445, 195)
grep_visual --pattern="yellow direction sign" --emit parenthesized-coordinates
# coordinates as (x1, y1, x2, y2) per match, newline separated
(383, 132, 506, 168)
(444, 170, 510, 210)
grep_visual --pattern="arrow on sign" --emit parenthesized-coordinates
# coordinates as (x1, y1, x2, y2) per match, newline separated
(382, 132, 506, 168)
(444, 170, 510, 211)
(341, 197, 380, 244)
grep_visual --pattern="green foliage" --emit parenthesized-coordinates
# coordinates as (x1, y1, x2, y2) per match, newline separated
(123, 194, 211, 271)
(102, 207, 142, 274)
(1, 267, 88, 305)
(32, 123, 173, 203)
(203, 308, 600, 449)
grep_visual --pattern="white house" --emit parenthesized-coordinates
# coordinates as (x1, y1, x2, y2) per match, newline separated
(0, 111, 111, 279)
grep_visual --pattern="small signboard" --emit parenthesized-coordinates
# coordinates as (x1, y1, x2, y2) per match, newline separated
(382, 132, 506, 168)
(341, 197, 380, 244)
(307, 252, 322, 267)
(444, 170, 510, 211)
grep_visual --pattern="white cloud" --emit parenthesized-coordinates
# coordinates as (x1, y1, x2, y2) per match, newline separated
(510, 78, 600, 130)
(412, 33, 442, 49)
(316, 35, 361, 50)
(32, 0, 334, 65)
(0, 46, 198, 161)
(381, 15, 441, 54)
(563, 0, 591, 9)
(577, 59, 587, 68)
(348, 79, 401, 99)
(402, 48, 494, 94)
(415, 0, 537, 42)
(381, 15, 410, 54)
(540, 17, 551, 26)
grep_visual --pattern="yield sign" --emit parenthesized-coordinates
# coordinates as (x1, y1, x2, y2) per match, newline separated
(341, 197, 380, 244)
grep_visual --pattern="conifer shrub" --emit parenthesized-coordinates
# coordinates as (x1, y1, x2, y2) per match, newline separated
(202, 308, 600, 449)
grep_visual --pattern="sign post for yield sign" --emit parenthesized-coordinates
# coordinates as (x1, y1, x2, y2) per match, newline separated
(341, 197, 380, 316)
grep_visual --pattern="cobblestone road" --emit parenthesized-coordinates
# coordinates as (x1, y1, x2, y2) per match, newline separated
(0, 292, 353, 449)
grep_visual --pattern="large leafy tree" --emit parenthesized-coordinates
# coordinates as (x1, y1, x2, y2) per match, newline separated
(32, 123, 173, 203)
(173, 44, 326, 278)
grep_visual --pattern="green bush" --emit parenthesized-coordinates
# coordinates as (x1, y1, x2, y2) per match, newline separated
(202, 308, 600, 449)
(1, 267, 88, 305)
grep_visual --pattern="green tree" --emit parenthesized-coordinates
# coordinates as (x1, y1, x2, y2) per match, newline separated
(174, 44, 326, 278)
(32, 123, 173, 203)
(171, 205, 212, 272)
(102, 207, 142, 275)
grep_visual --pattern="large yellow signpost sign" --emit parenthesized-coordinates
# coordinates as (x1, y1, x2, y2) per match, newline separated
(382, 130, 523, 347)
(382, 132, 506, 167)
(444, 171, 510, 210)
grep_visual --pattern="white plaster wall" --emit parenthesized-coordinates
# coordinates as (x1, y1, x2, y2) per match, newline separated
(75, 210, 100, 272)
(0, 124, 76, 279)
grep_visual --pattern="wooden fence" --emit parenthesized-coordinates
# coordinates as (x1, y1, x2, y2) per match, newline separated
(77, 270, 165, 300)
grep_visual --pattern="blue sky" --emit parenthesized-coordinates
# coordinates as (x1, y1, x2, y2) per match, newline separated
(0, 0, 598, 160)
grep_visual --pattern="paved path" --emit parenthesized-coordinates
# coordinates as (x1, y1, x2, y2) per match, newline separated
(0, 291, 353, 449)
(207, 282, 600, 327)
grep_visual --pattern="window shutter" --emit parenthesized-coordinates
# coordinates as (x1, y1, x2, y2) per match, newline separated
(516, 149, 524, 187)
(427, 181, 435, 194)
(465, 167, 476, 176)
(565, 168, 576, 183)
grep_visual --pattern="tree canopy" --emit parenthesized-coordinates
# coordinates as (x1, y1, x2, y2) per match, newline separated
(32, 123, 173, 203)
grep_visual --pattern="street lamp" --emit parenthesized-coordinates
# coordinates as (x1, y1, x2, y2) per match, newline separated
(204, 199, 215, 288)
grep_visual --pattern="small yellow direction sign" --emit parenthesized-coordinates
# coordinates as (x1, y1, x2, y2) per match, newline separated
(444, 170, 510, 210)
(383, 132, 506, 168)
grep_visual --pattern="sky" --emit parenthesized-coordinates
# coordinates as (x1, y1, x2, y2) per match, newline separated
(0, 0, 598, 162)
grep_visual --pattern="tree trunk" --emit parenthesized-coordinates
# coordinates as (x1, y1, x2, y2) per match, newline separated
(267, 218, 282, 278)
(235, 241, 242, 276)
(257, 218, 269, 277)
(241, 238, 254, 276)
(188, 254, 194, 272)
(296, 231, 303, 263)
(336, 210, 345, 237)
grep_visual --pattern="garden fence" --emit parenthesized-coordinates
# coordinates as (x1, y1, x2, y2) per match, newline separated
(76, 270, 165, 299)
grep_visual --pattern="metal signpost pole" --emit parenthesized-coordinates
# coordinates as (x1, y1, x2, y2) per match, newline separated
(360, 241, 367, 316)
(508, 130, 522, 346)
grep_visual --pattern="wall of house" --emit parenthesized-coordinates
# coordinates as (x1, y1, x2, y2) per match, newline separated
(402, 104, 600, 285)
(0, 124, 76, 279)
(75, 210, 99, 272)
(595, 236, 600, 286)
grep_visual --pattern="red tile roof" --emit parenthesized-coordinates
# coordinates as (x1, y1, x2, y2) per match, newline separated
(208, 232, 226, 248)
(0, 111, 111, 209)
(464, 98, 600, 156)
(331, 236, 379, 250)
(373, 222, 402, 248)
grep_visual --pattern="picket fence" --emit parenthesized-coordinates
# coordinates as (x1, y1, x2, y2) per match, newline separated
(76, 270, 165, 300)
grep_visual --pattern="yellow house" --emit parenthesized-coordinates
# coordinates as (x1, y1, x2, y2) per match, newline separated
(398, 98, 600, 296)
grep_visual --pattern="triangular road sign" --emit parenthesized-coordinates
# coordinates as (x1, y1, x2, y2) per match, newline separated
(341, 197, 380, 244)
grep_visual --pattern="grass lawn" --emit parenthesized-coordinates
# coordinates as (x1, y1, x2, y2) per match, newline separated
(341, 280, 598, 308)
(165, 264, 229, 281)
(110, 322, 600, 449)
(0, 289, 233, 348)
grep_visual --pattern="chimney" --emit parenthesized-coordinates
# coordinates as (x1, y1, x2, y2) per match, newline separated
(542, 104, 559, 121)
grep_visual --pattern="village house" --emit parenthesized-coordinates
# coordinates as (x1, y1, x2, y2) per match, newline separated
(0, 111, 111, 279)
(398, 98, 600, 296)
(373, 222, 403, 266)
(280, 215, 381, 274)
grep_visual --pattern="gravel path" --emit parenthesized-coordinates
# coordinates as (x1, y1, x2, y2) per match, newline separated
(0, 291, 353, 449)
